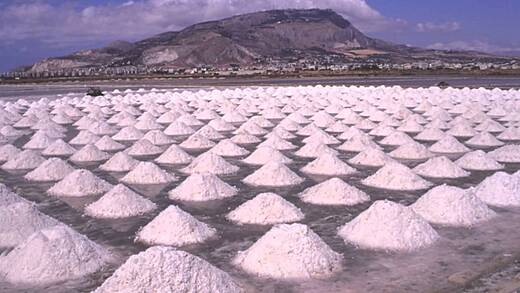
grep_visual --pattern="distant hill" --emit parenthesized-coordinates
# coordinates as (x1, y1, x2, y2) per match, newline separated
(27, 9, 514, 72)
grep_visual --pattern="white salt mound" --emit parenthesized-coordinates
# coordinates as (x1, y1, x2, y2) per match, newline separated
(411, 185, 496, 227)
(413, 156, 470, 179)
(126, 139, 163, 157)
(300, 178, 370, 206)
(0, 225, 112, 284)
(155, 144, 193, 165)
(233, 223, 342, 279)
(210, 139, 250, 157)
(227, 193, 304, 225)
(136, 205, 217, 246)
(389, 142, 433, 160)
(2, 150, 45, 170)
(0, 184, 28, 207)
(181, 152, 239, 175)
(0, 144, 20, 162)
(69, 144, 110, 163)
(243, 162, 304, 187)
(300, 153, 356, 176)
(85, 184, 157, 219)
(242, 146, 293, 165)
(338, 200, 439, 251)
(168, 172, 237, 201)
(24, 158, 75, 181)
(348, 147, 394, 167)
(0, 202, 62, 248)
(473, 172, 520, 207)
(455, 150, 504, 171)
(429, 135, 470, 154)
(93, 246, 243, 293)
(94, 135, 125, 152)
(121, 162, 177, 185)
(41, 139, 76, 157)
(99, 151, 139, 172)
(362, 162, 432, 191)
(48, 169, 113, 197)
(488, 145, 520, 163)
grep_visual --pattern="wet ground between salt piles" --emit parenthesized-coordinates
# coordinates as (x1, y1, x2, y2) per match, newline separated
(2, 125, 520, 292)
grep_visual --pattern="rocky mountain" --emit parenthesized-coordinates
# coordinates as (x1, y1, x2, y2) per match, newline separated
(28, 9, 511, 72)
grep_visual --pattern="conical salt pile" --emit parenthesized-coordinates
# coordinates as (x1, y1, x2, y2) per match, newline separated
(99, 151, 139, 172)
(465, 132, 504, 148)
(94, 135, 126, 152)
(126, 139, 163, 157)
(243, 162, 304, 187)
(300, 178, 370, 206)
(337, 134, 380, 152)
(0, 202, 62, 247)
(429, 134, 470, 154)
(300, 153, 357, 176)
(379, 131, 414, 146)
(210, 139, 250, 157)
(23, 131, 56, 150)
(155, 144, 193, 165)
(0, 225, 112, 284)
(233, 223, 342, 279)
(338, 200, 439, 251)
(169, 172, 237, 202)
(362, 162, 432, 191)
(227, 193, 304, 225)
(25, 158, 75, 181)
(2, 150, 45, 170)
(411, 185, 496, 227)
(179, 133, 216, 150)
(294, 142, 338, 158)
(41, 139, 76, 157)
(389, 142, 433, 161)
(48, 169, 113, 197)
(143, 130, 174, 146)
(415, 127, 445, 142)
(455, 150, 504, 171)
(348, 147, 394, 167)
(69, 130, 100, 145)
(163, 121, 195, 136)
(70, 144, 110, 163)
(488, 145, 520, 163)
(413, 156, 470, 178)
(181, 152, 239, 175)
(0, 144, 20, 162)
(243, 146, 292, 165)
(93, 246, 242, 293)
(136, 205, 217, 246)
(231, 132, 262, 145)
(473, 172, 520, 207)
(85, 184, 157, 219)
(112, 126, 144, 141)
(121, 162, 177, 185)
(257, 135, 297, 151)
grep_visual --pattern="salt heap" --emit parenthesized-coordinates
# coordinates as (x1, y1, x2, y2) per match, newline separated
(210, 139, 250, 157)
(0, 184, 26, 207)
(179, 133, 216, 150)
(85, 184, 157, 219)
(93, 246, 243, 293)
(413, 156, 470, 178)
(70, 144, 110, 163)
(121, 162, 177, 185)
(243, 162, 304, 187)
(455, 150, 504, 171)
(112, 126, 144, 141)
(338, 200, 439, 251)
(0, 225, 112, 284)
(41, 139, 76, 157)
(69, 130, 100, 145)
(257, 135, 297, 151)
(389, 141, 433, 160)
(488, 145, 520, 163)
(0, 202, 62, 247)
(155, 144, 193, 165)
(48, 169, 113, 197)
(143, 130, 174, 146)
(233, 223, 342, 279)
(99, 151, 139, 172)
(429, 134, 470, 154)
(231, 132, 262, 145)
(465, 132, 504, 148)
(348, 147, 394, 167)
(163, 121, 195, 136)
(362, 162, 432, 191)
(294, 141, 338, 158)
(136, 205, 217, 246)
(126, 139, 163, 157)
(0, 144, 20, 162)
(227, 193, 304, 225)
(411, 185, 496, 227)
(473, 172, 520, 207)
(25, 158, 75, 181)
(94, 135, 126, 152)
(242, 146, 293, 165)
(23, 131, 56, 150)
(181, 152, 239, 175)
(2, 150, 45, 170)
(300, 178, 370, 206)
(168, 172, 237, 201)
(300, 153, 357, 176)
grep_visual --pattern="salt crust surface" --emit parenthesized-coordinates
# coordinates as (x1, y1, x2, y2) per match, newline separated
(411, 185, 496, 227)
(300, 153, 356, 176)
(121, 161, 177, 185)
(0, 202, 62, 247)
(455, 150, 504, 171)
(181, 152, 239, 175)
(85, 184, 157, 219)
(41, 139, 76, 157)
(136, 205, 217, 246)
(338, 200, 439, 251)
(168, 172, 237, 201)
(2, 150, 45, 170)
(243, 162, 304, 187)
(93, 246, 243, 293)
(233, 223, 342, 279)
(227, 192, 304, 225)
(70, 144, 110, 162)
(0, 225, 112, 284)
(362, 162, 432, 191)
(473, 172, 520, 207)
(24, 158, 75, 181)
(413, 156, 470, 179)
(242, 146, 293, 165)
(300, 178, 370, 206)
(155, 144, 193, 165)
(99, 151, 139, 172)
(48, 169, 113, 197)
